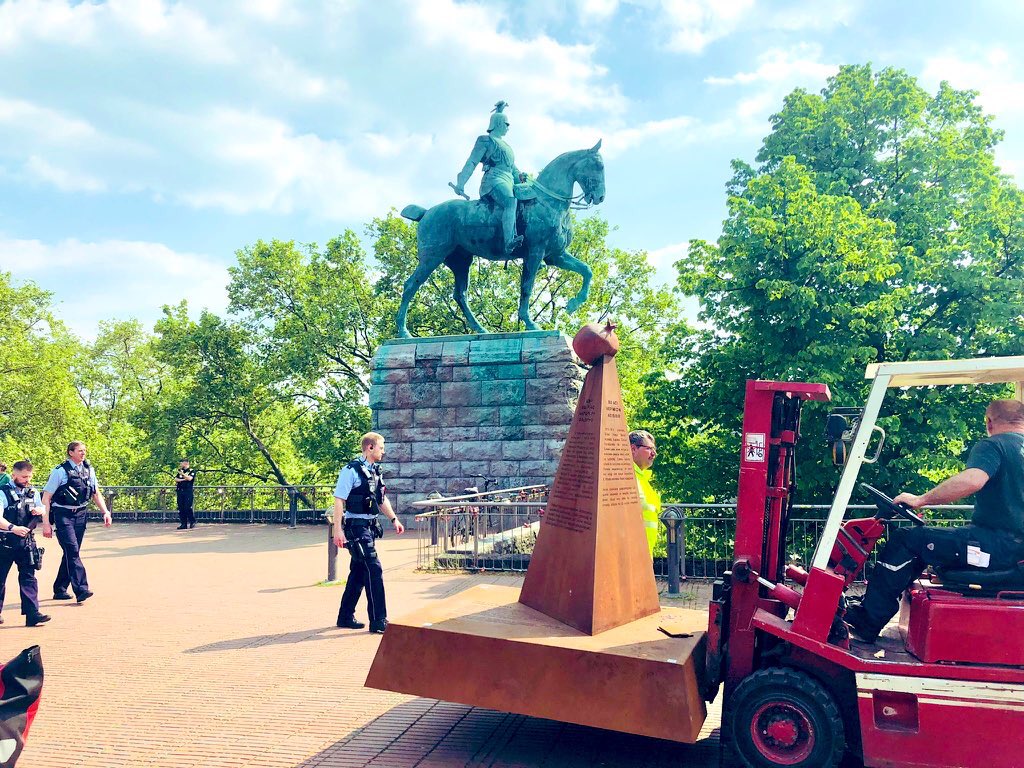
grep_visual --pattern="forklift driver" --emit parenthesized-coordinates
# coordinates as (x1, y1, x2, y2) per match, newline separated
(845, 399, 1024, 643)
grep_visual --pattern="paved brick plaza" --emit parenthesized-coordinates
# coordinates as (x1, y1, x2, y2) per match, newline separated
(1, 525, 719, 767)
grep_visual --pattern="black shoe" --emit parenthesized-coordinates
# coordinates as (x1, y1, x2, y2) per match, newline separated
(337, 617, 366, 629)
(369, 621, 388, 634)
(77, 590, 94, 603)
(26, 613, 50, 627)
(52, 591, 73, 601)
(176, 524, 188, 530)
(189, 522, 196, 528)
(0, 615, 4, 624)
(844, 604, 880, 644)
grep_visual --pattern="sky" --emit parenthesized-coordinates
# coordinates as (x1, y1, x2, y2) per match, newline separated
(3, 0, 1024, 337)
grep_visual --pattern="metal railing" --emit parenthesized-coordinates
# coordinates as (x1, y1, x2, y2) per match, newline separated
(412, 485, 549, 572)
(90, 485, 337, 525)
(413, 491, 973, 579)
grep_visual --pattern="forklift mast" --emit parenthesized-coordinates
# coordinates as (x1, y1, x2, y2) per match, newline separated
(718, 380, 831, 694)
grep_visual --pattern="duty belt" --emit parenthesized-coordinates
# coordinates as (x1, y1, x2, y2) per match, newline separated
(52, 503, 89, 512)
(344, 513, 377, 521)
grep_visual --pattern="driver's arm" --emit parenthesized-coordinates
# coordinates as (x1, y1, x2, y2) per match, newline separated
(895, 468, 990, 508)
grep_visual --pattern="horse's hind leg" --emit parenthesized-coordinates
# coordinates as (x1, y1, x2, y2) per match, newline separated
(396, 247, 447, 337)
(448, 252, 488, 334)
(544, 249, 592, 313)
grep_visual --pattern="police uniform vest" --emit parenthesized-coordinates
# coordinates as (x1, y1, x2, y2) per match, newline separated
(0, 484, 34, 548)
(344, 460, 384, 518)
(52, 460, 94, 509)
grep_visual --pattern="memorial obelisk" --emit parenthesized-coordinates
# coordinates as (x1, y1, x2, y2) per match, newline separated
(519, 326, 660, 634)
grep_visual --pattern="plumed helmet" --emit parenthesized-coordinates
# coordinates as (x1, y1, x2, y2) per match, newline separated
(487, 100, 509, 132)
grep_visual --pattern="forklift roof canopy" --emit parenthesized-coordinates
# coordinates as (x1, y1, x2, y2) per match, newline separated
(865, 355, 1024, 389)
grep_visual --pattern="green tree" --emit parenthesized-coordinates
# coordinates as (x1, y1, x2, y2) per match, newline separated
(142, 303, 319, 486)
(643, 64, 1024, 504)
(0, 273, 101, 475)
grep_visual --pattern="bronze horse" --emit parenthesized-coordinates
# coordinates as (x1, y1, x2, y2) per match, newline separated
(396, 141, 606, 337)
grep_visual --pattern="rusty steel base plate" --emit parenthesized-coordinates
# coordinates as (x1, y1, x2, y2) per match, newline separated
(365, 584, 709, 743)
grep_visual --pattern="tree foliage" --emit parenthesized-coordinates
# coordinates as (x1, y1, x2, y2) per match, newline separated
(642, 64, 1024, 504)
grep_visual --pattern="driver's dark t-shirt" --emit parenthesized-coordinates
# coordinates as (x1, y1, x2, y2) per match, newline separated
(966, 432, 1024, 536)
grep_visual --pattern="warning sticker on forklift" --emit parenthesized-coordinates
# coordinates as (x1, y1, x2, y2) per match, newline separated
(744, 433, 766, 462)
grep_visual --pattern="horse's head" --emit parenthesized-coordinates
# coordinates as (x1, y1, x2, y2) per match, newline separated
(575, 140, 605, 205)
(537, 141, 606, 206)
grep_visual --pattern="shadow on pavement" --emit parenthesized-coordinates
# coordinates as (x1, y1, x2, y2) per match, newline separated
(295, 698, 720, 768)
(85, 524, 322, 558)
(184, 625, 364, 653)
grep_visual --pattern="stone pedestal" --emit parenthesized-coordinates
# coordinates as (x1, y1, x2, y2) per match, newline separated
(369, 331, 583, 517)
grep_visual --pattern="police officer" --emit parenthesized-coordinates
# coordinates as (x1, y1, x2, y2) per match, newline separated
(174, 459, 196, 530)
(630, 430, 662, 557)
(332, 432, 404, 633)
(0, 460, 50, 626)
(41, 441, 112, 602)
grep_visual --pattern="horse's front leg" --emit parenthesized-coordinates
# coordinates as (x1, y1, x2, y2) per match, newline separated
(544, 249, 592, 313)
(518, 248, 544, 331)
(450, 256, 488, 334)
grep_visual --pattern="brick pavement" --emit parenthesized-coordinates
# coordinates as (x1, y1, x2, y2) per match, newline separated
(1, 524, 719, 767)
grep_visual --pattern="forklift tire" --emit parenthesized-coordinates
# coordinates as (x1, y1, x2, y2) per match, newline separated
(725, 667, 845, 768)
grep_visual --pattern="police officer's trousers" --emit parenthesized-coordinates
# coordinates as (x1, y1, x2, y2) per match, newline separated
(0, 545, 39, 616)
(858, 524, 1024, 633)
(338, 522, 386, 625)
(176, 491, 195, 527)
(52, 506, 90, 597)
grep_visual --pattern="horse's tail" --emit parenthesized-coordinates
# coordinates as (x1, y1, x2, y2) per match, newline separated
(401, 204, 426, 222)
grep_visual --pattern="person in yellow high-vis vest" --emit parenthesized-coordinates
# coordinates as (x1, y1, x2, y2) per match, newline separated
(630, 430, 661, 557)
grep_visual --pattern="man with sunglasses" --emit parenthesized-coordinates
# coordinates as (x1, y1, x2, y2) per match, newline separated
(630, 430, 661, 557)
(332, 432, 404, 634)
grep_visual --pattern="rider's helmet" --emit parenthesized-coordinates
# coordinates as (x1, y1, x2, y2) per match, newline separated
(487, 100, 509, 133)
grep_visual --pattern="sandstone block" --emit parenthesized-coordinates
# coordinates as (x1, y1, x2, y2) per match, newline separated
(411, 442, 453, 461)
(441, 380, 482, 407)
(501, 440, 546, 461)
(455, 406, 499, 426)
(452, 441, 503, 462)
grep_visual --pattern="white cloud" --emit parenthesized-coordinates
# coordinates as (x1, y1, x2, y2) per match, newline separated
(658, 0, 756, 54)
(0, 236, 229, 337)
(648, 0, 860, 54)
(647, 240, 688, 279)
(705, 44, 836, 86)
(577, 0, 620, 21)
(171, 108, 412, 219)
(0, 96, 98, 143)
(24, 156, 106, 193)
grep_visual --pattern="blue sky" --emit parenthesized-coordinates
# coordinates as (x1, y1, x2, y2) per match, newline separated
(3, 0, 1024, 337)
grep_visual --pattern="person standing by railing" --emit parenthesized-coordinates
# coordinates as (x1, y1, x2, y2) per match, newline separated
(630, 430, 661, 557)
(40, 441, 111, 603)
(174, 459, 196, 530)
(332, 432, 404, 634)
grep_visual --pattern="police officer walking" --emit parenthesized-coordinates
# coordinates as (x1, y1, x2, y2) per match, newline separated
(41, 441, 112, 603)
(332, 432, 404, 633)
(0, 461, 50, 626)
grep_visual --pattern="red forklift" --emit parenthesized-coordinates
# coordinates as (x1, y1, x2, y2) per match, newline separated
(710, 357, 1024, 768)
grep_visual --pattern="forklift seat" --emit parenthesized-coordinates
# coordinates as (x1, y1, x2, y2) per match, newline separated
(931, 561, 1024, 595)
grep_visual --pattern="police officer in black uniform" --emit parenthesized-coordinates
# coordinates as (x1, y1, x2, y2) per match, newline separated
(0, 461, 50, 626)
(41, 441, 112, 603)
(174, 459, 196, 529)
(332, 432, 404, 633)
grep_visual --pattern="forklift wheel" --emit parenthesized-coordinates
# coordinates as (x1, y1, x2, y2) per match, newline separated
(726, 667, 845, 768)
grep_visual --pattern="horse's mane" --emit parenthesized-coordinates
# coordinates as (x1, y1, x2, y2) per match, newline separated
(537, 148, 592, 186)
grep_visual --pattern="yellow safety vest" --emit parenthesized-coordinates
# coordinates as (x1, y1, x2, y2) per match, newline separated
(634, 464, 661, 557)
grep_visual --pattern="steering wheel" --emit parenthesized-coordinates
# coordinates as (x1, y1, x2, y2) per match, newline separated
(860, 483, 926, 526)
